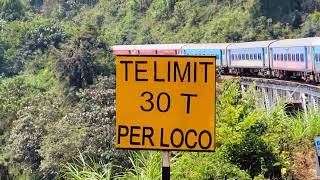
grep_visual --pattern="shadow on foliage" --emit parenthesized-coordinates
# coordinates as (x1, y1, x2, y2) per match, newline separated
(225, 132, 281, 179)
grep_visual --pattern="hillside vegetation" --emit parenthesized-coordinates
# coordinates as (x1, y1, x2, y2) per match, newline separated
(1, 0, 320, 179)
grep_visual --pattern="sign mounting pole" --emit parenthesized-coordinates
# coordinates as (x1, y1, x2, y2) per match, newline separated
(162, 151, 170, 180)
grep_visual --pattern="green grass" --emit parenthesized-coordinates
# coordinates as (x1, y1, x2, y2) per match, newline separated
(62, 153, 113, 180)
(289, 108, 320, 141)
(117, 151, 162, 180)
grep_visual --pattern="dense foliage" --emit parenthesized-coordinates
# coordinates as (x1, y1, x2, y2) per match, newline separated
(1, 0, 320, 179)
(63, 80, 320, 179)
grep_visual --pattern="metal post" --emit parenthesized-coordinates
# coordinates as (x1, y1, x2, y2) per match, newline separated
(269, 88, 274, 109)
(262, 88, 270, 111)
(241, 84, 245, 94)
(286, 90, 292, 101)
(162, 151, 170, 180)
(301, 92, 307, 114)
(274, 89, 279, 103)
(311, 96, 316, 110)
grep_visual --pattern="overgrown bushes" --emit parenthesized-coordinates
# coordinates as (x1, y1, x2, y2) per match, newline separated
(62, 80, 320, 179)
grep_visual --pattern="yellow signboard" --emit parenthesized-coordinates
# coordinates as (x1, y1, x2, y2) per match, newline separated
(116, 55, 216, 151)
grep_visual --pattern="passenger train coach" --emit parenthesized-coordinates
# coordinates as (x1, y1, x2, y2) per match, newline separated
(112, 37, 320, 82)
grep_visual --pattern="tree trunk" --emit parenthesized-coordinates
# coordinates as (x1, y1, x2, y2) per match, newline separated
(167, 0, 175, 18)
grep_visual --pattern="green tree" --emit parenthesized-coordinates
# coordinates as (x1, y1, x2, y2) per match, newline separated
(0, 0, 26, 20)
(39, 76, 129, 178)
(57, 0, 99, 18)
(6, 94, 62, 178)
(300, 12, 320, 37)
(55, 28, 111, 88)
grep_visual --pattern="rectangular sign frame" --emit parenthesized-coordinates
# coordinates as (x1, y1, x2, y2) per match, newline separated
(115, 55, 216, 152)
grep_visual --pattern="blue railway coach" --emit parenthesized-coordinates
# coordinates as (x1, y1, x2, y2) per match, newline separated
(314, 46, 320, 77)
(227, 40, 276, 75)
(181, 43, 230, 69)
(312, 38, 320, 81)
(269, 37, 318, 80)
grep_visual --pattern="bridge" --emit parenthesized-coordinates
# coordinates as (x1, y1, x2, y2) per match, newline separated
(227, 77, 320, 113)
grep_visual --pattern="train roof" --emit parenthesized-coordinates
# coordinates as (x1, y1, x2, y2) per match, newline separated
(112, 37, 320, 52)
(228, 40, 276, 49)
(270, 37, 320, 48)
(182, 43, 231, 49)
(112, 44, 187, 50)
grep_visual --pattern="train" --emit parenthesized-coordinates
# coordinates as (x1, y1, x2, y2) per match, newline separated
(112, 37, 320, 82)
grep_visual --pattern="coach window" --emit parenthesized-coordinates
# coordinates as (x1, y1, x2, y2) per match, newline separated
(258, 54, 261, 60)
(288, 54, 291, 61)
(296, 54, 299, 61)
(284, 54, 287, 61)
(245, 54, 249, 59)
(241, 54, 245, 60)
(281, 54, 284, 61)
(249, 54, 253, 60)
(292, 54, 295, 61)
(300, 54, 304, 62)
(276, 54, 280, 61)
(254, 54, 257, 60)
